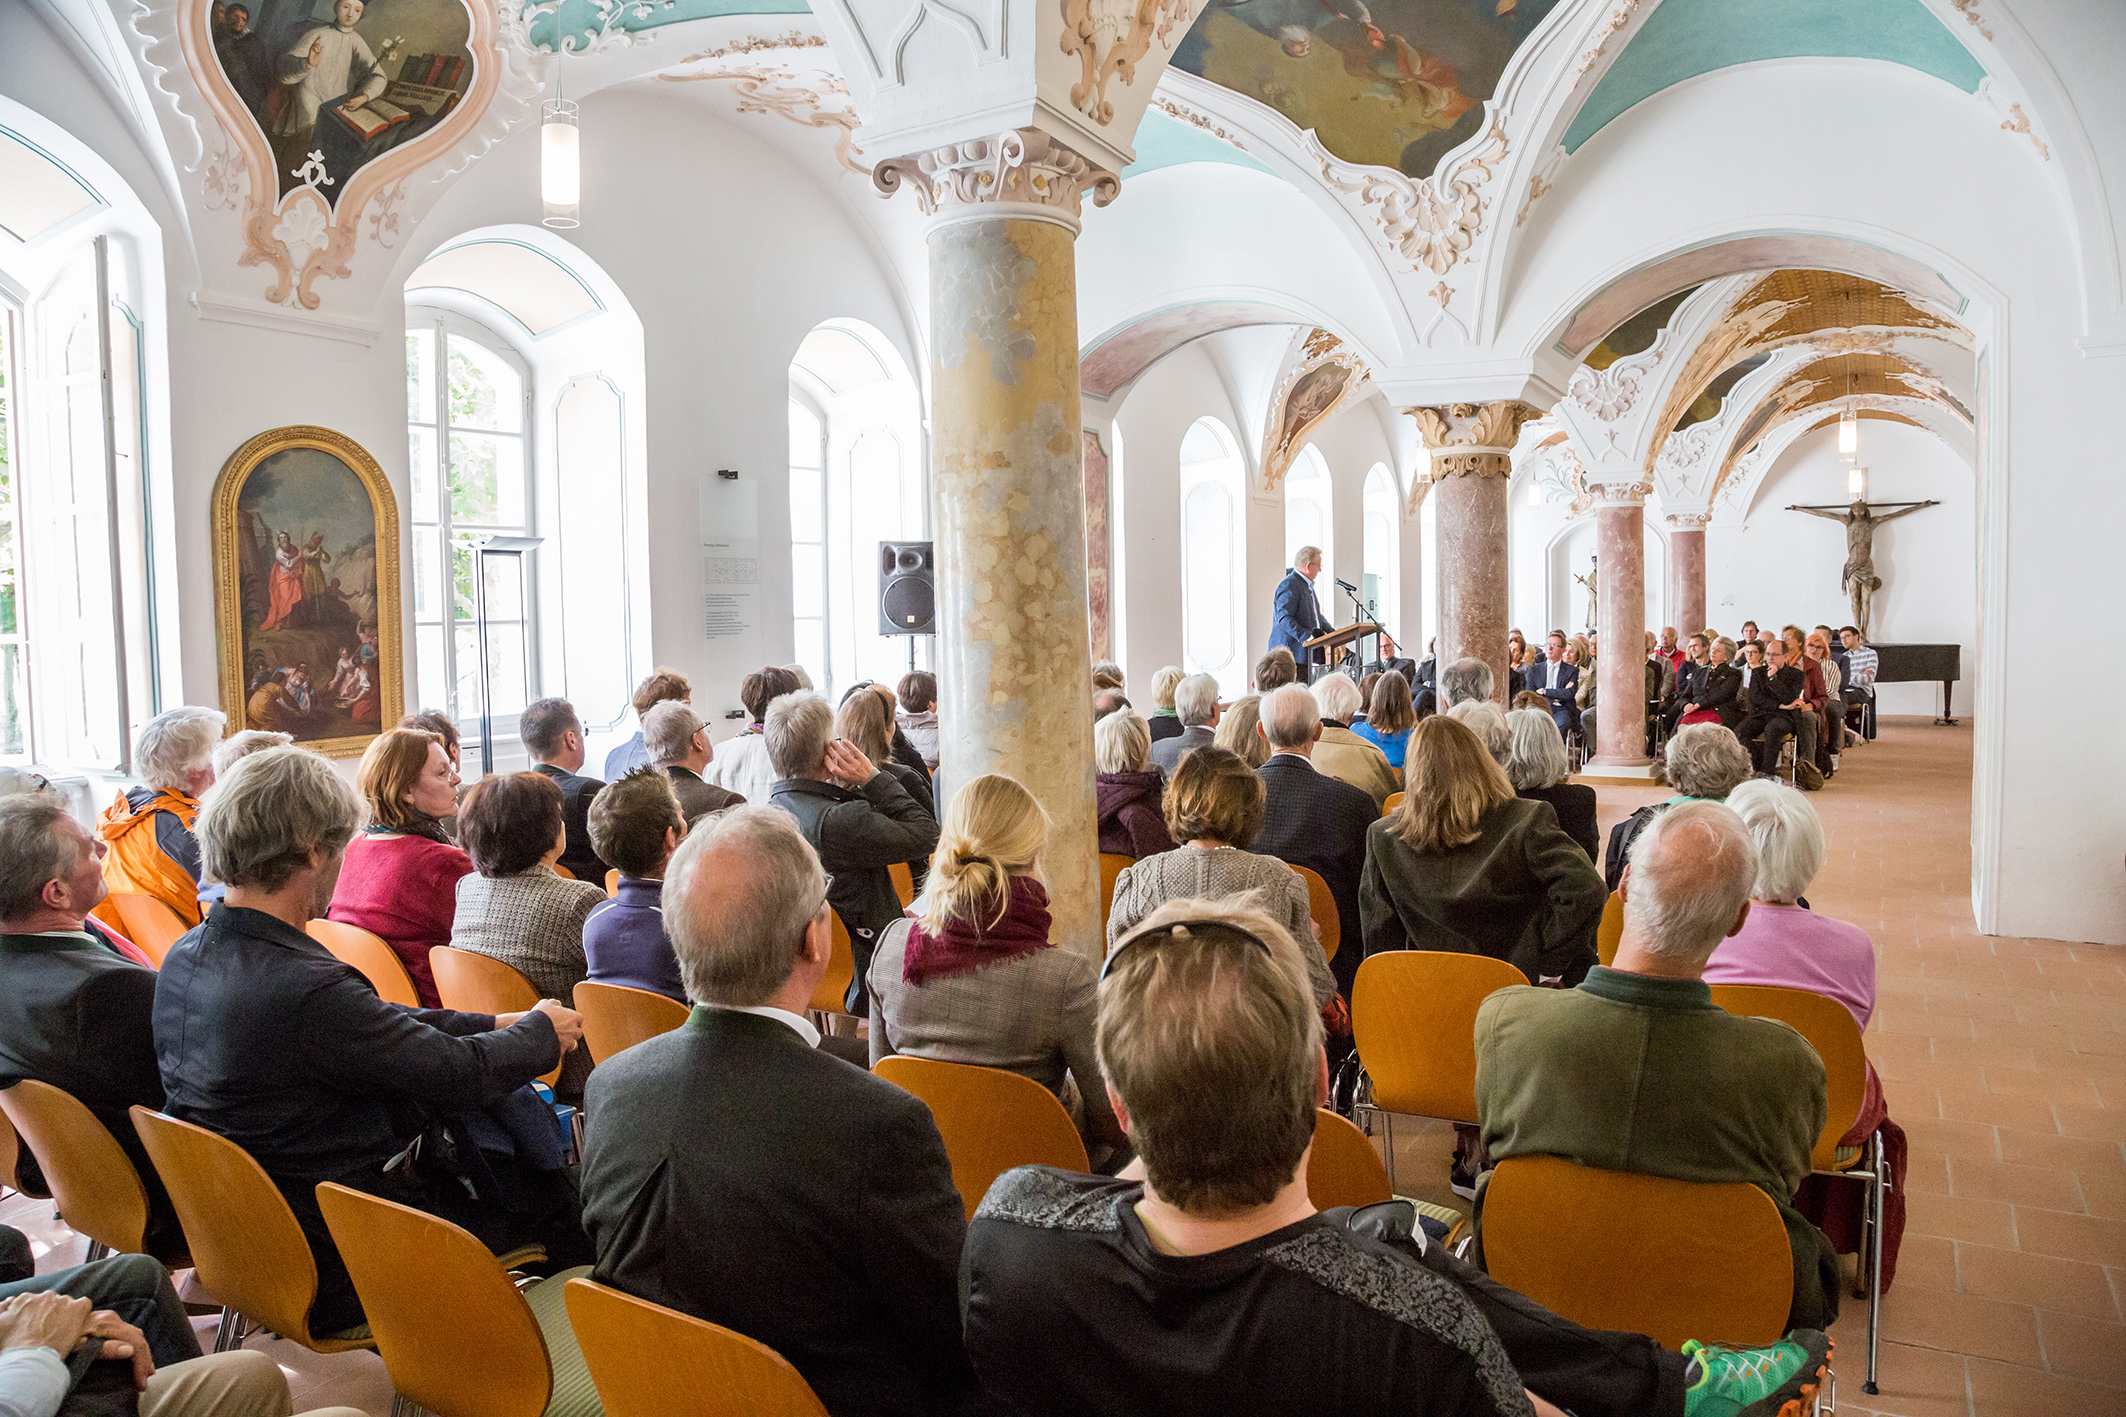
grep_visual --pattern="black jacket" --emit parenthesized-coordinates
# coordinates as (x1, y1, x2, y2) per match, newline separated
(532, 761, 611, 884)
(581, 1007, 974, 1417)
(771, 773, 940, 1012)
(1746, 665, 1807, 721)
(1518, 783, 1600, 865)
(1253, 754, 1378, 999)
(1696, 663, 1745, 728)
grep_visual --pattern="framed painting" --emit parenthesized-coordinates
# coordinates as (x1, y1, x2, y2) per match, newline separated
(211, 425, 403, 756)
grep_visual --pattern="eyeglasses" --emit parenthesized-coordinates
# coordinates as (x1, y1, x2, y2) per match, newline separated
(1100, 917, 1276, 981)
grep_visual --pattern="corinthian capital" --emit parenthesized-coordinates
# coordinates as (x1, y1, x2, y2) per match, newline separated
(1664, 510, 1714, 530)
(873, 129, 1120, 233)
(1404, 400, 1539, 480)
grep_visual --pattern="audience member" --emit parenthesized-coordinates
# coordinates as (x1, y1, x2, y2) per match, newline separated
(1657, 626, 1685, 676)
(1677, 638, 1743, 729)
(1104, 747, 1336, 1011)
(1149, 674, 1220, 775)
(1779, 629, 1827, 787)
(604, 669, 692, 781)
(97, 706, 224, 929)
(1527, 631, 1581, 737)
(1309, 674, 1398, 807)
(1665, 635, 1710, 731)
(1738, 641, 1816, 787)
(1212, 693, 1271, 769)
(869, 775, 1126, 1159)
(837, 687, 938, 880)
(208, 729, 291, 779)
(1091, 660, 1126, 692)
(1252, 648, 1299, 694)
(1251, 684, 1377, 1001)
(783, 663, 814, 690)
(896, 670, 941, 771)
(1504, 708, 1598, 863)
(1803, 632, 1842, 776)
(1145, 666, 1187, 743)
(399, 710, 463, 775)
(1838, 627, 1877, 735)
(767, 694, 940, 1016)
(327, 727, 472, 1008)
(450, 771, 606, 1098)
(1092, 689, 1129, 720)
(644, 700, 743, 825)
(579, 806, 973, 1417)
(1354, 671, 1382, 722)
(702, 665, 803, 804)
(583, 769, 690, 1002)
(962, 896, 1832, 1417)
(1570, 636, 1596, 719)
(1438, 657, 1494, 710)
(520, 697, 611, 882)
(155, 747, 588, 1336)
(1351, 671, 1416, 771)
(1093, 711, 1176, 859)
(1601, 724, 1755, 889)
(1447, 700, 1512, 768)
(857, 681, 935, 784)
(1473, 800, 1839, 1331)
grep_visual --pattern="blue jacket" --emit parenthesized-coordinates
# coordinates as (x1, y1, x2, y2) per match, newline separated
(584, 877, 686, 1002)
(1268, 568, 1329, 660)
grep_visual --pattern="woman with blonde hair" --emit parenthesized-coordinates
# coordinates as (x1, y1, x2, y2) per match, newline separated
(327, 726, 472, 1006)
(868, 774, 1127, 1158)
(1212, 693, 1271, 768)
(1095, 709, 1176, 858)
(1146, 665, 1188, 743)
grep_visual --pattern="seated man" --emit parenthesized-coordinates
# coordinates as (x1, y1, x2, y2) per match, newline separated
(0, 799, 182, 1256)
(584, 769, 689, 1002)
(1528, 632, 1580, 738)
(1437, 656, 1493, 711)
(154, 746, 593, 1336)
(1837, 626, 1877, 740)
(96, 706, 224, 928)
(521, 697, 611, 884)
(605, 668, 693, 782)
(644, 700, 743, 826)
(1474, 801, 1840, 1332)
(579, 807, 972, 1417)
(1735, 641, 1809, 779)
(1309, 673, 1398, 808)
(1251, 684, 1378, 1002)
(1149, 674, 1221, 775)
(963, 896, 1831, 1417)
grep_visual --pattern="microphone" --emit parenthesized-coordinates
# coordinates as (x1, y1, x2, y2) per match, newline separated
(1334, 577, 1361, 595)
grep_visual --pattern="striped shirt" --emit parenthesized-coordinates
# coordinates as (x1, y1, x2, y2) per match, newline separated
(1845, 645, 1878, 686)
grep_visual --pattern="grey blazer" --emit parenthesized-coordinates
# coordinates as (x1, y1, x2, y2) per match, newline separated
(1148, 724, 1215, 776)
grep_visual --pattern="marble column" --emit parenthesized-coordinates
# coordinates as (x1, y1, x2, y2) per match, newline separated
(1591, 479, 1653, 769)
(874, 131, 1118, 963)
(1406, 402, 1538, 705)
(1666, 511, 1710, 637)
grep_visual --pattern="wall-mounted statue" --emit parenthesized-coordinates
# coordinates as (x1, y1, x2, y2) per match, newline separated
(1786, 497, 1939, 638)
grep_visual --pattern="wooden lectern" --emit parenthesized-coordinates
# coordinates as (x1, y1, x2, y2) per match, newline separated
(1304, 623, 1382, 678)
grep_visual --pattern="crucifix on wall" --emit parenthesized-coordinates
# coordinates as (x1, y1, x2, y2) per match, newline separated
(1786, 497, 1939, 639)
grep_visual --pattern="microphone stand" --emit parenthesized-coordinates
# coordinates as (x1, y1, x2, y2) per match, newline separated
(1334, 581, 1399, 676)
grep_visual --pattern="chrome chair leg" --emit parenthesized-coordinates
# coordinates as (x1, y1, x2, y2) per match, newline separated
(211, 1306, 241, 1353)
(1864, 1129, 1887, 1395)
(82, 1239, 109, 1264)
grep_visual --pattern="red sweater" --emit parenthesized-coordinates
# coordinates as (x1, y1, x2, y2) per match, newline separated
(328, 833, 474, 1007)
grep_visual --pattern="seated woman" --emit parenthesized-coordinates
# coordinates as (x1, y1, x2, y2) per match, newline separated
(328, 727, 474, 1007)
(1351, 671, 1416, 773)
(1104, 747, 1335, 1010)
(154, 746, 590, 1337)
(1504, 707, 1598, 863)
(868, 775, 1128, 1162)
(1678, 637, 1744, 728)
(1144, 665, 1187, 743)
(97, 706, 224, 929)
(836, 686, 936, 822)
(1212, 694, 1271, 769)
(450, 773, 607, 1099)
(1600, 722, 1756, 888)
(1093, 710, 1176, 860)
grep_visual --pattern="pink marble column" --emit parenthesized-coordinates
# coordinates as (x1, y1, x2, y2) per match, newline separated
(1407, 401, 1536, 705)
(1667, 512, 1709, 637)
(1592, 486, 1650, 768)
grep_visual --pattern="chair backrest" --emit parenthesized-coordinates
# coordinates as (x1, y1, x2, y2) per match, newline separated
(429, 948, 559, 1087)
(1708, 983, 1868, 1170)
(1481, 1154, 1794, 1349)
(565, 1277, 828, 1417)
(315, 1182, 553, 1417)
(604, 869, 621, 897)
(550, 863, 575, 881)
(0, 1081, 148, 1256)
(306, 920, 421, 1007)
(1351, 950, 1528, 1124)
(888, 862, 916, 908)
(1383, 791, 1403, 816)
(128, 1107, 346, 1352)
(807, 912, 855, 1016)
(1596, 892, 1625, 967)
(1305, 1107, 1391, 1212)
(1097, 854, 1134, 929)
(1291, 864, 1340, 964)
(573, 981, 691, 1065)
(872, 1057, 1089, 1219)
(107, 893, 188, 966)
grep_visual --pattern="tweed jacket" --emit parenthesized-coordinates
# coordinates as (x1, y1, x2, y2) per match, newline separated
(1312, 722, 1399, 807)
(1105, 845, 1335, 1007)
(451, 867, 606, 1095)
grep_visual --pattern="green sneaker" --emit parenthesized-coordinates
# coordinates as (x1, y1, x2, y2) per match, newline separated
(1680, 1331, 1832, 1417)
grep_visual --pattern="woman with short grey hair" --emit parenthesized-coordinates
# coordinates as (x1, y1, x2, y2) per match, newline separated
(97, 705, 229, 929)
(1706, 780, 1873, 1024)
(1505, 708, 1597, 862)
(1446, 700, 1511, 767)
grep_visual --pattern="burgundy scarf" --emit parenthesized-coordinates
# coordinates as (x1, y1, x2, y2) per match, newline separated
(902, 875, 1053, 986)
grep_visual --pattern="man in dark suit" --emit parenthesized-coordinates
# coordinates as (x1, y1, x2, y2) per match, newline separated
(1268, 545, 1331, 670)
(1148, 673, 1221, 776)
(0, 797, 183, 1256)
(643, 700, 743, 826)
(521, 697, 610, 883)
(1529, 631, 1580, 737)
(1737, 640, 1808, 774)
(579, 804, 973, 1417)
(1249, 684, 1378, 1002)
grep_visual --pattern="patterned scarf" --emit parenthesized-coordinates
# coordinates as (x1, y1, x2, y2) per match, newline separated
(902, 875, 1053, 986)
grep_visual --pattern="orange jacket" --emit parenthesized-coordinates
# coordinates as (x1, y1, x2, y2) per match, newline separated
(97, 787, 205, 929)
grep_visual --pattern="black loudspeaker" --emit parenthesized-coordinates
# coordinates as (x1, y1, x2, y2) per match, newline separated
(878, 541, 935, 635)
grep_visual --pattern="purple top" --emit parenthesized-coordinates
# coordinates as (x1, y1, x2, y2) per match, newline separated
(582, 876, 686, 1003)
(1703, 902, 1876, 1030)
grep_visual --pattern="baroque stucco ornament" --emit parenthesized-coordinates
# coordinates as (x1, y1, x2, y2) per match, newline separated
(1405, 400, 1539, 482)
(1566, 358, 1646, 422)
(873, 129, 1120, 228)
(1317, 115, 1508, 278)
(1062, 0, 1198, 126)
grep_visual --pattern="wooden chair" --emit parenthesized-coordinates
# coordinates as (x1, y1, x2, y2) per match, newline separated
(604, 869, 620, 897)
(1711, 981, 1887, 1392)
(1481, 1154, 1794, 1350)
(888, 862, 916, 908)
(1350, 950, 1528, 1192)
(1383, 791, 1404, 816)
(306, 920, 421, 1007)
(573, 981, 690, 1065)
(565, 1277, 829, 1417)
(873, 1057, 1088, 1219)
(807, 911, 856, 1022)
(105, 892, 189, 967)
(429, 947, 561, 1088)
(550, 863, 575, 881)
(315, 1182, 597, 1417)
(0, 1081, 155, 1262)
(1596, 892, 1625, 967)
(129, 1107, 377, 1355)
(1291, 864, 1340, 964)
(1306, 1107, 1391, 1212)
(1097, 853, 1133, 931)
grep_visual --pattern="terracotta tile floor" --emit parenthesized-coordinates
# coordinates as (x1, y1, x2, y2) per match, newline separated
(6, 716, 2119, 1414)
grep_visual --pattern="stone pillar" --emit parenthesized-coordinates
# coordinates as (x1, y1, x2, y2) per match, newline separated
(874, 131, 1118, 962)
(1405, 402, 1537, 705)
(1590, 478, 1653, 769)
(1666, 511, 1710, 637)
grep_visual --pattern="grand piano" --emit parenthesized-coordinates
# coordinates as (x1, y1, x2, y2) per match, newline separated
(1863, 642, 1961, 726)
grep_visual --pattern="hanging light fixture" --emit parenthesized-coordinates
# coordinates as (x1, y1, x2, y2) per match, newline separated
(541, 65, 579, 228)
(1837, 350, 1858, 455)
(1848, 461, 1869, 500)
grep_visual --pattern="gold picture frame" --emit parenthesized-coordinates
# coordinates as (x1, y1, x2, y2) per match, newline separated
(210, 425, 403, 758)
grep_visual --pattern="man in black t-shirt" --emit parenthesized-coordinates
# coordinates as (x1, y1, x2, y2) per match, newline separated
(961, 899, 1832, 1417)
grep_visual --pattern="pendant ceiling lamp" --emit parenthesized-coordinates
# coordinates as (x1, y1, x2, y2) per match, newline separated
(541, 66, 580, 229)
(1838, 351, 1858, 456)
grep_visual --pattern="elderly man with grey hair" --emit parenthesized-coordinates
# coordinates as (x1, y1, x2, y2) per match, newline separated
(96, 706, 225, 929)
(644, 699, 743, 825)
(1307, 672, 1397, 807)
(579, 805, 973, 1417)
(766, 693, 939, 1016)
(153, 747, 590, 1336)
(1148, 673, 1222, 776)
(1599, 723, 1756, 889)
(1438, 656, 1495, 710)
(1474, 799, 1839, 1334)
(1250, 683, 1379, 1000)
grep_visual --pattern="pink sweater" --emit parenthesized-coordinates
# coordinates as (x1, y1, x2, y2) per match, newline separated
(1704, 902, 1876, 1030)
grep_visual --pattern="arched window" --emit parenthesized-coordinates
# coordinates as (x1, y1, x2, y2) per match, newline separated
(1179, 418, 1245, 696)
(1363, 462, 1398, 636)
(1286, 444, 1334, 609)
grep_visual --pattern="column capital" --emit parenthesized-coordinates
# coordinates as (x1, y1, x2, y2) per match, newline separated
(873, 128, 1120, 235)
(1663, 510, 1714, 530)
(1403, 400, 1539, 480)
(1586, 476, 1653, 508)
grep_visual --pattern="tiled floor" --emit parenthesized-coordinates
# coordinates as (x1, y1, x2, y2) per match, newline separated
(6, 716, 2119, 1414)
